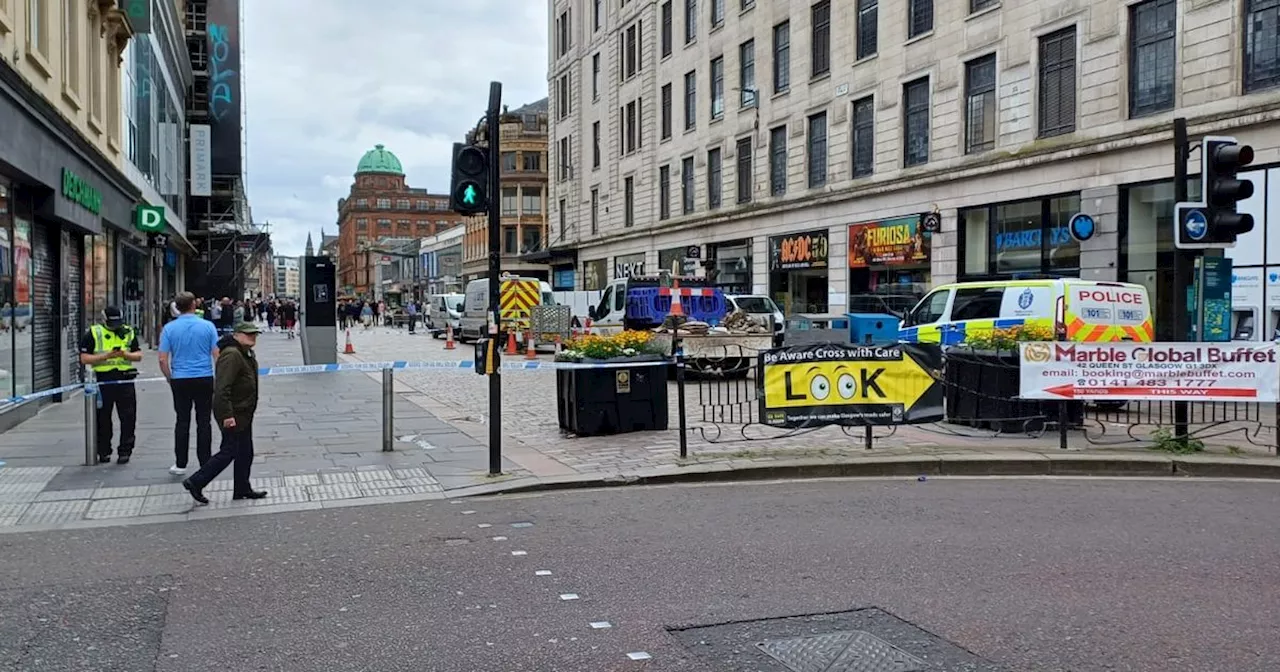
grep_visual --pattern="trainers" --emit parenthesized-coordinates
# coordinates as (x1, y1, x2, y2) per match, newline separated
(116, 454, 131, 465)
(168, 465, 187, 476)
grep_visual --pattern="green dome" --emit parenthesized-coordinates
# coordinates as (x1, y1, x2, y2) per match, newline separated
(355, 144, 404, 175)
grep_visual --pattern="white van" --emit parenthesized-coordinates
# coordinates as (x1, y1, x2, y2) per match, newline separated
(898, 278, 1154, 345)
(459, 277, 555, 343)
(425, 293, 464, 338)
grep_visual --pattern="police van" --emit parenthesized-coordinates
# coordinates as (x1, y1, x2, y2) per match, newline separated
(898, 278, 1153, 346)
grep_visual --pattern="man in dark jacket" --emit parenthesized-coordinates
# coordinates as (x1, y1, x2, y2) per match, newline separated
(182, 322, 267, 503)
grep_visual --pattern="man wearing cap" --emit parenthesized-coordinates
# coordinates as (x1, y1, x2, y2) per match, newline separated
(79, 307, 143, 464)
(182, 321, 268, 503)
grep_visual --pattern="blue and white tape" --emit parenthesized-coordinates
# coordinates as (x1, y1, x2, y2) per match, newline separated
(0, 358, 670, 407)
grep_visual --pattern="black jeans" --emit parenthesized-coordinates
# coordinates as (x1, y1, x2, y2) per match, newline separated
(170, 377, 214, 469)
(188, 425, 255, 494)
(96, 380, 136, 458)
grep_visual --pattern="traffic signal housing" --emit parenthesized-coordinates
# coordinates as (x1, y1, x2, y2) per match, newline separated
(450, 142, 489, 216)
(1202, 135, 1255, 245)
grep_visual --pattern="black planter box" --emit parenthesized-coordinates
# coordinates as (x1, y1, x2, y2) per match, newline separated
(944, 348, 1082, 433)
(556, 362, 669, 436)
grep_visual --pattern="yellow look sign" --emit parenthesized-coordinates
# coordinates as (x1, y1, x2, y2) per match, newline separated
(756, 343, 943, 428)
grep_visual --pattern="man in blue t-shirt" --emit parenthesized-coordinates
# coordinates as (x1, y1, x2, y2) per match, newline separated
(159, 291, 221, 475)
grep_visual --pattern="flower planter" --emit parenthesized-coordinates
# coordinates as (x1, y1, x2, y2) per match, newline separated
(944, 348, 1083, 433)
(556, 359, 669, 436)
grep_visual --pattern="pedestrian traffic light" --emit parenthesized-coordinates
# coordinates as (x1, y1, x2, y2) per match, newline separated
(450, 142, 489, 216)
(1202, 135, 1255, 245)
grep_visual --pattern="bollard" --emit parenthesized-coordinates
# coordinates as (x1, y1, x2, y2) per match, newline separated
(82, 385, 97, 466)
(675, 340, 688, 459)
(381, 367, 394, 452)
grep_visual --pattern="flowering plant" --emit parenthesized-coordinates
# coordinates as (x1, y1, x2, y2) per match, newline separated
(555, 330, 666, 362)
(961, 324, 1055, 351)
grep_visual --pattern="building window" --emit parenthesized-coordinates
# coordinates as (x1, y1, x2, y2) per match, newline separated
(684, 70, 697, 131)
(857, 0, 877, 59)
(356, 218, 368, 230)
(356, 198, 369, 208)
(589, 190, 598, 234)
(908, 0, 933, 38)
(851, 96, 874, 178)
(965, 54, 997, 153)
(685, 0, 697, 43)
(523, 152, 541, 172)
(502, 152, 518, 171)
(807, 112, 827, 188)
(593, 0, 602, 31)
(681, 156, 695, 214)
(707, 147, 722, 209)
(592, 53, 600, 99)
(769, 125, 787, 196)
(27, 0, 49, 59)
(710, 56, 724, 119)
(811, 1, 830, 77)
(1246, 0, 1280, 92)
(625, 100, 638, 153)
(742, 0, 754, 9)
(556, 9, 572, 57)
(971, 0, 997, 12)
(376, 198, 391, 208)
(1129, 0, 1176, 116)
(903, 77, 930, 167)
(87, 8, 102, 121)
(772, 21, 790, 93)
(739, 39, 756, 107)
(61, 0, 80, 98)
(377, 219, 392, 229)
(501, 188, 517, 216)
(624, 177, 635, 227)
(557, 73, 572, 119)
(502, 227, 518, 254)
(624, 20, 640, 79)
(661, 83, 673, 139)
(592, 121, 601, 167)
(736, 137, 752, 203)
(711, 0, 724, 27)
(661, 0, 672, 57)
(558, 136, 572, 180)
(1038, 26, 1077, 138)
(522, 187, 543, 215)
(659, 165, 671, 220)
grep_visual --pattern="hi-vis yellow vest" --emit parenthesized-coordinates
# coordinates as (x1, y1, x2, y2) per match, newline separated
(91, 324, 135, 373)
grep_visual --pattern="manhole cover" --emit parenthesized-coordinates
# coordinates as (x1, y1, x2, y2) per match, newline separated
(757, 631, 926, 672)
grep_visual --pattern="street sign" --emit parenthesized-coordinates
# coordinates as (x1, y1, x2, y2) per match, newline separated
(1174, 201, 1218, 249)
(1019, 342, 1280, 402)
(134, 204, 165, 233)
(1067, 213, 1095, 242)
(757, 343, 943, 428)
(921, 211, 942, 233)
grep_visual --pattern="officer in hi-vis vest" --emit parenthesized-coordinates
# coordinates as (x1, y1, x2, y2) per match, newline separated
(79, 307, 143, 464)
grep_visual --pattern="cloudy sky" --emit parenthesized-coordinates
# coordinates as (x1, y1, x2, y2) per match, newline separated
(243, 0, 549, 256)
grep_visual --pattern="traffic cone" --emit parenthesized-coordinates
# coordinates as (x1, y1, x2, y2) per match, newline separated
(669, 280, 686, 318)
(505, 330, 518, 355)
(444, 324, 456, 350)
(525, 330, 538, 360)
(343, 329, 355, 354)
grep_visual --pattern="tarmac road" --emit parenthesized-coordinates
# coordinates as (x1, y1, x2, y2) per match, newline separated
(2, 477, 1278, 671)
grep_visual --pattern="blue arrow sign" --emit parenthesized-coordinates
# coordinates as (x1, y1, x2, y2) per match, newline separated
(1184, 208, 1208, 240)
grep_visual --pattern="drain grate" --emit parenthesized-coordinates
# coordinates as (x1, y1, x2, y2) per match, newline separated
(757, 631, 926, 672)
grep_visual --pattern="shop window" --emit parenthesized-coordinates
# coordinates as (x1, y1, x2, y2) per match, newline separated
(960, 193, 1081, 278)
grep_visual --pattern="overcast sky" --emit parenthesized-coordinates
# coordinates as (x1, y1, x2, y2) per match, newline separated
(243, 0, 548, 256)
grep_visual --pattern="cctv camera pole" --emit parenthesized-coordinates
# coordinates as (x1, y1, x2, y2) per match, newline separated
(486, 81, 503, 475)
(1172, 117, 1192, 439)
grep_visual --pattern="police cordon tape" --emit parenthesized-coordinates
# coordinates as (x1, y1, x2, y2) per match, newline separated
(0, 358, 671, 407)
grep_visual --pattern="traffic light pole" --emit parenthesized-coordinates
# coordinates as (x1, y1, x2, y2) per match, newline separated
(486, 81, 503, 476)
(1172, 117, 1192, 439)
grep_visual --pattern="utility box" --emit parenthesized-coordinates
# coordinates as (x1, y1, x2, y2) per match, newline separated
(299, 256, 337, 365)
(847, 313, 899, 345)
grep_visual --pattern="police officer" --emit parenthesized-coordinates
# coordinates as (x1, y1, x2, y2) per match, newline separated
(79, 307, 142, 464)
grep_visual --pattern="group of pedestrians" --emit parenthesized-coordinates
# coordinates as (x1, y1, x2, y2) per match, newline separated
(84, 291, 265, 503)
(337, 298, 425, 334)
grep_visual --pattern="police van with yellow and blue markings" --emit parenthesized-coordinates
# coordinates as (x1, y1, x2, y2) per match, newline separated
(898, 278, 1153, 346)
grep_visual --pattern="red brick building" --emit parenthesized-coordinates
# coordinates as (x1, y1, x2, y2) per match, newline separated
(336, 145, 464, 295)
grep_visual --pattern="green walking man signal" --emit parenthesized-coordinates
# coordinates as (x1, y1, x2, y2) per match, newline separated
(450, 143, 489, 215)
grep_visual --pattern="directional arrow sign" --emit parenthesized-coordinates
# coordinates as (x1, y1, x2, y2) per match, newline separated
(757, 343, 944, 428)
(1041, 384, 1258, 399)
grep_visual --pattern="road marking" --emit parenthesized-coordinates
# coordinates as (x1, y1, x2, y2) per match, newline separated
(589, 621, 612, 629)
(535, 570, 552, 576)
(511, 550, 527, 556)
(559, 593, 579, 601)
(491, 536, 507, 541)
(626, 652, 651, 660)
(477, 523, 492, 528)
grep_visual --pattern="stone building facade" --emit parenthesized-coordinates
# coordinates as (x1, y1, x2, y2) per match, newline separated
(547, 0, 1280, 338)
(336, 145, 464, 296)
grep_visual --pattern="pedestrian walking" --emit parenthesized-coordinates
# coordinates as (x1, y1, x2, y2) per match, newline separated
(406, 300, 418, 334)
(79, 307, 142, 464)
(158, 292, 220, 476)
(361, 302, 374, 330)
(182, 322, 267, 504)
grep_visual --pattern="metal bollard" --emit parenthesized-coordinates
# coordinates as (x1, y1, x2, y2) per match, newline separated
(381, 367, 394, 452)
(82, 385, 97, 466)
